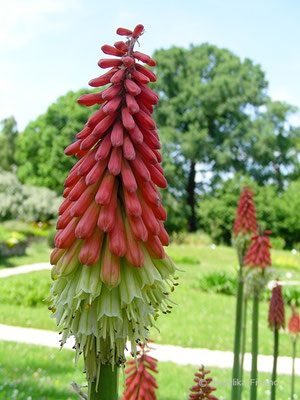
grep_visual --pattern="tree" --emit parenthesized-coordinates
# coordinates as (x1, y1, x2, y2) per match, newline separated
(245, 100, 300, 190)
(153, 44, 268, 231)
(15, 90, 96, 192)
(0, 116, 18, 170)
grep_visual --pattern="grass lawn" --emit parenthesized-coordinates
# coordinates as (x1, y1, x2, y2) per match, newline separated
(0, 341, 297, 400)
(0, 244, 299, 357)
(0, 239, 51, 269)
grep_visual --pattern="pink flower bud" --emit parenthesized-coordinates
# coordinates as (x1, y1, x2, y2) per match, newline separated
(101, 44, 124, 57)
(123, 134, 136, 160)
(122, 107, 136, 130)
(88, 68, 118, 87)
(108, 146, 122, 175)
(126, 94, 140, 114)
(100, 238, 120, 287)
(121, 159, 137, 192)
(95, 170, 115, 205)
(79, 228, 104, 265)
(75, 201, 100, 239)
(124, 79, 141, 96)
(98, 58, 123, 68)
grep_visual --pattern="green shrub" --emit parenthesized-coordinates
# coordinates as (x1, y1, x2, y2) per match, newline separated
(171, 231, 212, 246)
(0, 170, 60, 223)
(19, 185, 60, 222)
(281, 285, 300, 306)
(0, 227, 27, 243)
(194, 270, 300, 305)
(0, 271, 51, 307)
(2, 220, 51, 237)
(0, 170, 23, 220)
(195, 271, 237, 295)
(270, 237, 286, 250)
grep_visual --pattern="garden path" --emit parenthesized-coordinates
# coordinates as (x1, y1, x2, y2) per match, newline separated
(0, 323, 299, 376)
(0, 262, 50, 278)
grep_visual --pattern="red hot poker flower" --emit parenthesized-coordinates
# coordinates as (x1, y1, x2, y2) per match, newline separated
(189, 365, 218, 400)
(122, 344, 158, 400)
(268, 283, 285, 330)
(233, 187, 257, 237)
(244, 230, 272, 269)
(288, 306, 300, 336)
(49, 25, 178, 381)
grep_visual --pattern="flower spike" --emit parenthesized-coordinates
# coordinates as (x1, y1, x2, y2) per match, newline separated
(189, 365, 218, 400)
(48, 24, 177, 386)
(268, 283, 285, 330)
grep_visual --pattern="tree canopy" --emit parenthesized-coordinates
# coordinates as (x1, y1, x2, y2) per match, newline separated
(16, 90, 96, 192)
(0, 116, 18, 171)
(153, 43, 268, 230)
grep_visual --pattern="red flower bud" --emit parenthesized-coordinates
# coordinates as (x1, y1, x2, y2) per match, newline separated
(116, 27, 133, 36)
(101, 44, 124, 57)
(132, 24, 144, 38)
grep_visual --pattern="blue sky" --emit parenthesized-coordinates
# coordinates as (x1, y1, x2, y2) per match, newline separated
(1, 0, 300, 130)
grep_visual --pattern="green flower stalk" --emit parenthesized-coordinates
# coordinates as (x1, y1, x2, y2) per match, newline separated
(268, 283, 285, 400)
(288, 306, 300, 400)
(244, 229, 273, 400)
(47, 24, 177, 398)
(231, 187, 257, 400)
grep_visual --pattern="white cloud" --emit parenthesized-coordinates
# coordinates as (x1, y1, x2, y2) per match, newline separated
(0, 0, 73, 48)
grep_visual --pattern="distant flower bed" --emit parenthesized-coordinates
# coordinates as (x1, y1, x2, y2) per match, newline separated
(0, 228, 28, 257)
(0, 222, 51, 257)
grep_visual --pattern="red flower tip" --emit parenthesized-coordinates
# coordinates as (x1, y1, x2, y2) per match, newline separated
(244, 230, 272, 269)
(116, 27, 133, 36)
(122, 343, 158, 400)
(132, 24, 145, 38)
(288, 306, 300, 336)
(189, 365, 218, 400)
(233, 186, 257, 237)
(268, 283, 285, 330)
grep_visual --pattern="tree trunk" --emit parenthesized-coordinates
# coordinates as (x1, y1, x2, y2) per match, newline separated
(272, 162, 283, 192)
(187, 159, 196, 232)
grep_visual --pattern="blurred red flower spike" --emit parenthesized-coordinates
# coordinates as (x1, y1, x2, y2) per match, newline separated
(288, 306, 300, 335)
(233, 187, 257, 237)
(244, 231, 272, 269)
(269, 284, 285, 330)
